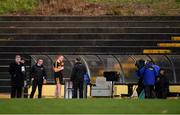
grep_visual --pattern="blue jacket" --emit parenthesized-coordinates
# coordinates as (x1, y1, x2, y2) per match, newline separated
(84, 73, 90, 85)
(153, 64, 160, 76)
(139, 65, 157, 85)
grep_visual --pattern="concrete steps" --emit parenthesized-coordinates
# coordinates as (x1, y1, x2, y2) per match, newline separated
(0, 27, 180, 33)
(0, 40, 175, 46)
(0, 33, 179, 41)
(0, 16, 179, 21)
(1, 21, 180, 27)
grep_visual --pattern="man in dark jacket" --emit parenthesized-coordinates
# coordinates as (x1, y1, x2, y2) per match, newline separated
(135, 59, 145, 97)
(30, 58, 47, 98)
(9, 55, 26, 98)
(71, 57, 87, 99)
(155, 69, 169, 99)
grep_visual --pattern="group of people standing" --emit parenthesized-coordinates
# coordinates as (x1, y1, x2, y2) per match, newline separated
(9, 55, 87, 99)
(9, 55, 169, 99)
(136, 60, 169, 99)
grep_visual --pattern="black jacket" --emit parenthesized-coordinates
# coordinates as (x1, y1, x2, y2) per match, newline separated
(156, 75, 169, 91)
(155, 74, 169, 98)
(71, 62, 87, 82)
(9, 62, 25, 87)
(31, 64, 47, 82)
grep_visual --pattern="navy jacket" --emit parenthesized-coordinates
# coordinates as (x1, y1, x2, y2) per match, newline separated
(71, 62, 87, 82)
(31, 64, 47, 83)
(9, 62, 25, 87)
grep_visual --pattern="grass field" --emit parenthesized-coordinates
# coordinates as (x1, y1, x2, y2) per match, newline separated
(0, 99, 180, 114)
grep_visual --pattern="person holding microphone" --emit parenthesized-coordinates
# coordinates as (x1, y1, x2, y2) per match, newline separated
(9, 55, 26, 98)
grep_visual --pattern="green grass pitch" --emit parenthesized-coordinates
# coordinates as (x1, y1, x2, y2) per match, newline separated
(0, 99, 180, 114)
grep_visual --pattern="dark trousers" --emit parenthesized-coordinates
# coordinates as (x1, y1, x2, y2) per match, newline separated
(156, 89, 168, 99)
(144, 85, 155, 99)
(136, 78, 144, 97)
(11, 86, 22, 98)
(72, 81, 84, 99)
(30, 80, 43, 98)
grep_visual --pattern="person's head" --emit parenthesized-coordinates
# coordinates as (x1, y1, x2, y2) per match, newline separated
(145, 60, 153, 67)
(20, 57, 25, 64)
(75, 57, 81, 63)
(160, 69, 166, 76)
(15, 55, 21, 64)
(135, 59, 145, 69)
(37, 58, 43, 66)
(57, 55, 64, 62)
(146, 60, 153, 64)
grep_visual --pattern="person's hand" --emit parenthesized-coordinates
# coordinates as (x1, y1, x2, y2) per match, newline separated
(61, 67, 64, 70)
(54, 68, 60, 72)
(58, 66, 64, 71)
(24, 81, 27, 87)
(43, 79, 47, 84)
(31, 78, 34, 81)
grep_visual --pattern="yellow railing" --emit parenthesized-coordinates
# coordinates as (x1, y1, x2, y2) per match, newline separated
(143, 49, 171, 54)
(158, 43, 180, 47)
